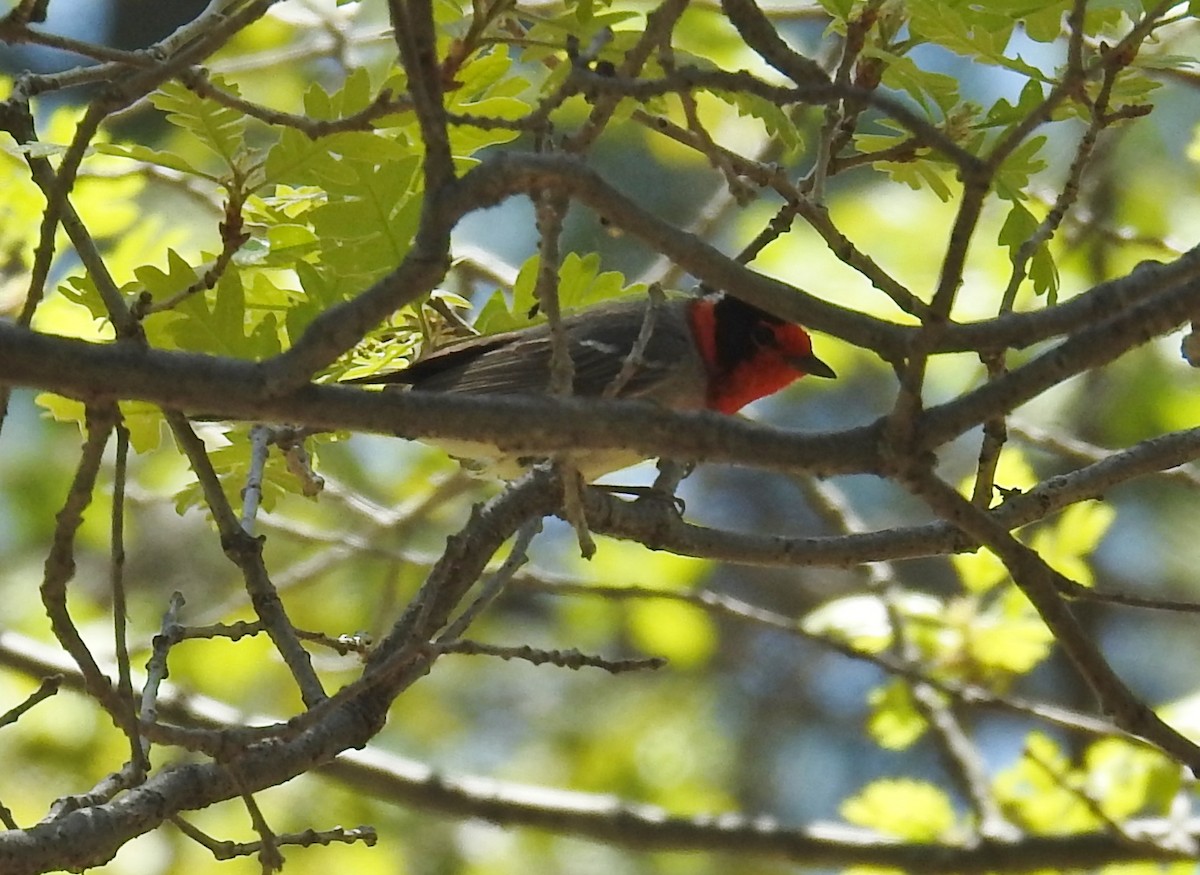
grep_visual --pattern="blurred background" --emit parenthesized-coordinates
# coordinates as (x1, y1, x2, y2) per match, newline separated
(3, 1, 1200, 873)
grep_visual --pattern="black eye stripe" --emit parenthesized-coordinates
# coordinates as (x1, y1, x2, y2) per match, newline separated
(712, 295, 784, 371)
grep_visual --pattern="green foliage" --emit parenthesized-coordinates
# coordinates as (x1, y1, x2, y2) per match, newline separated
(149, 78, 249, 171)
(36, 395, 165, 453)
(7, 1, 1200, 873)
(625, 597, 717, 668)
(167, 272, 282, 359)
(906, 0, 1053, 79)
(1028, 501, 1117, 587)
(474, 251, 646, 333)
(998, 201, 1060, 300)
(444, 50, 530, 158)
(814, 0, 855, 22)
(841, 778, 958, 840)
(995, 733, 1180, 833)
(171, 433, 303, 516)
(866, 680, 927, 750)
(92, 142, 209, 180)
(712, 90, 806, 160)
(873, 50, 963, 116)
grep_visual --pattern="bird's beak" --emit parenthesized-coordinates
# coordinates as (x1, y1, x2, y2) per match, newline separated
(790, 352, 837, 379)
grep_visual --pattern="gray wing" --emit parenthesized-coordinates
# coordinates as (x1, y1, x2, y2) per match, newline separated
(565, 299, 695, 398)
(354, 298, 695, 400)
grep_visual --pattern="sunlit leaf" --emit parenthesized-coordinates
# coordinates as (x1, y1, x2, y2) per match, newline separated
(150, 78, 247, 168)
(841, 779, 957, 840)
(866, 680, 928, 750)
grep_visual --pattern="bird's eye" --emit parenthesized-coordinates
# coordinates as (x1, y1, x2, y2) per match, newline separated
(751, 324, 776, 347)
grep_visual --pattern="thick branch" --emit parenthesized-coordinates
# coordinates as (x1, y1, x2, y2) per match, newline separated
(583, 425, 1200, 567)
(0, 630, 1190, 875)
(0, 323, 878, 476)
(443, 153, 1200, 361)
(243, 149, 1200, 392)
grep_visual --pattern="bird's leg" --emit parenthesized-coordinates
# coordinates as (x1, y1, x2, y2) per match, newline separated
(588, 458, 693, 513)
(652, 458, 695, 495)
(588, 484, 685, 515)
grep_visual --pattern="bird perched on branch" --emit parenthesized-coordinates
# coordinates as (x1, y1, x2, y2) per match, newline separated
(347, 292, 835, 479)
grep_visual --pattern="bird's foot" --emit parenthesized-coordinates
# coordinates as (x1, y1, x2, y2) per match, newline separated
(591, 483, 686, 515)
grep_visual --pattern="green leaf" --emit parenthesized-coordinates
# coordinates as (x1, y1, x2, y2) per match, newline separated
(952, 546, 1008, 595)
(308, 156, 421, 287)
(712, 90, 804, 159)
(264, 128, 356, 187)
(994, 733, 1102, 833)
(150, 78, 247, 168)
(1102, 67, 1161, 122)
(1028, 243, 1060, 302)
(1084, 738, 1180, 820)
(1056, 501, 1117, 558)
(286, 260, 358, 341)
(473, 253, 645, 334)
(882, 158, 955, 201)
(1029, 500, 1115, 587)
(521, 9, 642, 66)
(303, 66, 374, 120)
(866, 681, 928, 750)
(446, 51, 530, 156)
(556, 251, 638, 310)
(994, 135, 1048, 201)
(165, 271, 281, 359)
(998, 201, 1038, 257)
(58, 274, 129, 322)
(136, 247, 200, 300)
(117, 401, 166, 453)
(997, 201, 1060, 301)
(33, 396, 162, 452)
(982, 78, 1047, 129)
(172, 437, 296, 515)
(873, 50, 961, 116)
(841, 779, 957, 840)
(1022, 1, 1072, 43)
(907, 0, 1048, 79)
(969, 587, 1054, 676)
(814, 0, 854, 20)
(92, 142, 208, 179)
(250, 185, 325, 221)
(34, 392, 87, 432)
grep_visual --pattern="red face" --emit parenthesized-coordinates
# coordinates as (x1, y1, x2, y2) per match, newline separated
(687, 296, 834, 414)
(709, 322, 816, 413)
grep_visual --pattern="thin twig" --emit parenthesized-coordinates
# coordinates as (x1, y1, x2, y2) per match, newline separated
(109, 420, 145, 772)
(165, 412, 327, 708)
(0, 675, 61, 730)
(438, 517, 542, 643)
(40, 405, 134, 730)
(438, 639, 666, 674)
(172, 815, 376, 860)
(141, 591, 186, 742)
(241, 792, 284, 872)
(904, 467, 1200, 771)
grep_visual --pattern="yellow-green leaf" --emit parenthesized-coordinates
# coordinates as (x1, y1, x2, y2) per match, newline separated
(867, 681, 928, 750)
(841, 779, 957, 840)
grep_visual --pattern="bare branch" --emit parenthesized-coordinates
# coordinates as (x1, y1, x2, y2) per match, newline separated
(0, 675, 61, 730)
(165, 412, 327, 708)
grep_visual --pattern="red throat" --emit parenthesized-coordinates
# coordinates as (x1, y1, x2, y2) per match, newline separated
(688, 299, 812, 414)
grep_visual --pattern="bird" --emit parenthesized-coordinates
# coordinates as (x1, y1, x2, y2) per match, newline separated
(346, 292, 836, 479)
